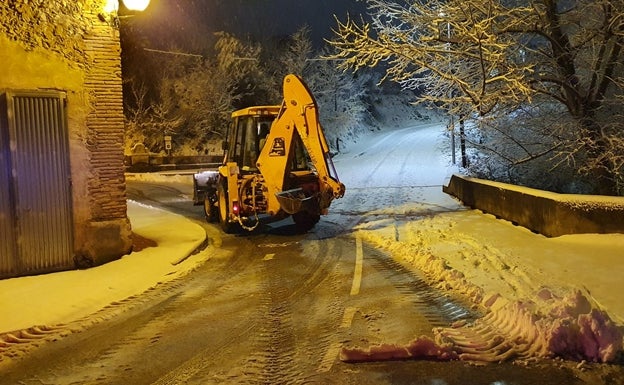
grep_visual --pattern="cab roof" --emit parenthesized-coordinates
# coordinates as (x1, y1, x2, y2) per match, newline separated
(231, 105, 281, 118)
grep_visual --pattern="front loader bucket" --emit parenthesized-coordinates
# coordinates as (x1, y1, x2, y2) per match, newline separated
(275, 188, 318, 215)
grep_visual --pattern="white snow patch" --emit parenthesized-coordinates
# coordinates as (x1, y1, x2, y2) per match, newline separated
(0, 201, 208, 334)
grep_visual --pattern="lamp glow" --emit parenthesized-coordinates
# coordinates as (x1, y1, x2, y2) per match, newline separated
(99, 0, 150, 27)
(122, 0, 150, 11)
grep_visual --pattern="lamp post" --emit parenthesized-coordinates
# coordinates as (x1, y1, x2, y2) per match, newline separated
(439, 11, 456, 165)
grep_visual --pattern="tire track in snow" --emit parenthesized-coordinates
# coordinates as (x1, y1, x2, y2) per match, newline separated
(353, 215, 582, 364)
(365, 245, 477, 327)
(0, 238, 266, 385)
(354, 129, 408, 188)
(218, 234, 347, 384)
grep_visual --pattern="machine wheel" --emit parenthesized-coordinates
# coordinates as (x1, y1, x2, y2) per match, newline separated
(217, 183, 237, 233)
(292, 211, 320, 233)
(203, 195, 218, 223)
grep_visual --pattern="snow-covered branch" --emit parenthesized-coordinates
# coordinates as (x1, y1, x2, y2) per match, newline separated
(330, 0, 624, 195)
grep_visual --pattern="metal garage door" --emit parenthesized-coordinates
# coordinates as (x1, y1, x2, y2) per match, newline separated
(0, 91, 74, 278)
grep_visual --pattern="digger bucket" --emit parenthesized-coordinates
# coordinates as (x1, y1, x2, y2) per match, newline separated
(275, 188, 318, 215)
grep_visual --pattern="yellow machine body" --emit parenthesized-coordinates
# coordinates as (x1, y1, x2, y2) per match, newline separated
(210, 74, 345, 232)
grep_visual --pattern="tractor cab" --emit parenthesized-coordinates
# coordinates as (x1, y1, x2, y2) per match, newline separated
(225, 105, 310, 173)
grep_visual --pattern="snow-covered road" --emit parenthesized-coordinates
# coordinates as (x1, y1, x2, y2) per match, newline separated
(331, 123, 463, 224)
(334, 123, 456, 188)
(330, 121, 624, 366)
(1, 118, 621, 378)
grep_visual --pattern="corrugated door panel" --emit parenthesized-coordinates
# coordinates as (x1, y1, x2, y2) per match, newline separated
(0, 95, 18, 277)
(7, 91, 74, 276)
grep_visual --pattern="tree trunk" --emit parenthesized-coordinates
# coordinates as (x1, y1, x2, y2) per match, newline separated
(459, 117, 467, 168)
(582, 115, 618, 196)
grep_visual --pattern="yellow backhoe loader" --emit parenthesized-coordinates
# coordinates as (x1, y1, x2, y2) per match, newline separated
(193, 74, 345, 233)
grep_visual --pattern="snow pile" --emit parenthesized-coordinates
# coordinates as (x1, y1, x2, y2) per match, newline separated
(341, 292, 621, 364)
(442, 289, 622, 363)
(343, 227, 622, 363)
(547, 291, 622, 362)
(341, 226, 623, 362)
(332, 121, 624, 364)
(341, 336, 458, 362)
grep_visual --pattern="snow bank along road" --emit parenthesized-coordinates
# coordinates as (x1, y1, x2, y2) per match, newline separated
(332, 123, 623, 371)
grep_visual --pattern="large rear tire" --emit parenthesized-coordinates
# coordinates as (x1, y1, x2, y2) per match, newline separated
(292, 211, 320, 233)
(217, 183, 237, 233)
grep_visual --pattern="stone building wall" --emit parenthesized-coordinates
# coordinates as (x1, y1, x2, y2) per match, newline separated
(0, 0, 132, 269)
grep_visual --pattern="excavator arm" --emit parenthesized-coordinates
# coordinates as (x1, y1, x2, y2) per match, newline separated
(256, 74, 345, 216)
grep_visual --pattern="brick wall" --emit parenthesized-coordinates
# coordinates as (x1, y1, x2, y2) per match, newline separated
(84, 19, 128, 222)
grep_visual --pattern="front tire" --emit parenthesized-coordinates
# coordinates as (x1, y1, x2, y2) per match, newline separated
(217, 183, 237, 233)
(204, 194, 218, 223)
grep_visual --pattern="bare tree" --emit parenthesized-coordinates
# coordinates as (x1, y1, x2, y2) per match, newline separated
(252, 27, 370, 150)
(305, 53, 372, 149)
(123, 33, 265, 155)
(280, 25, 314, 77)
(124, 79, 157, 154)
(257, 26, 316, 103)
(331, 0, 624, 194)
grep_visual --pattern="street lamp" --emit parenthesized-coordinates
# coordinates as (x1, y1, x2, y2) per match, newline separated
(104, 0, 150, 12)
(120, 0, 150, 11)
(100, 0, 150, 26)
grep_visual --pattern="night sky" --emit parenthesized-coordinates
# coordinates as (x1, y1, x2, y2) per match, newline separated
(129, 0, 367, 50)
